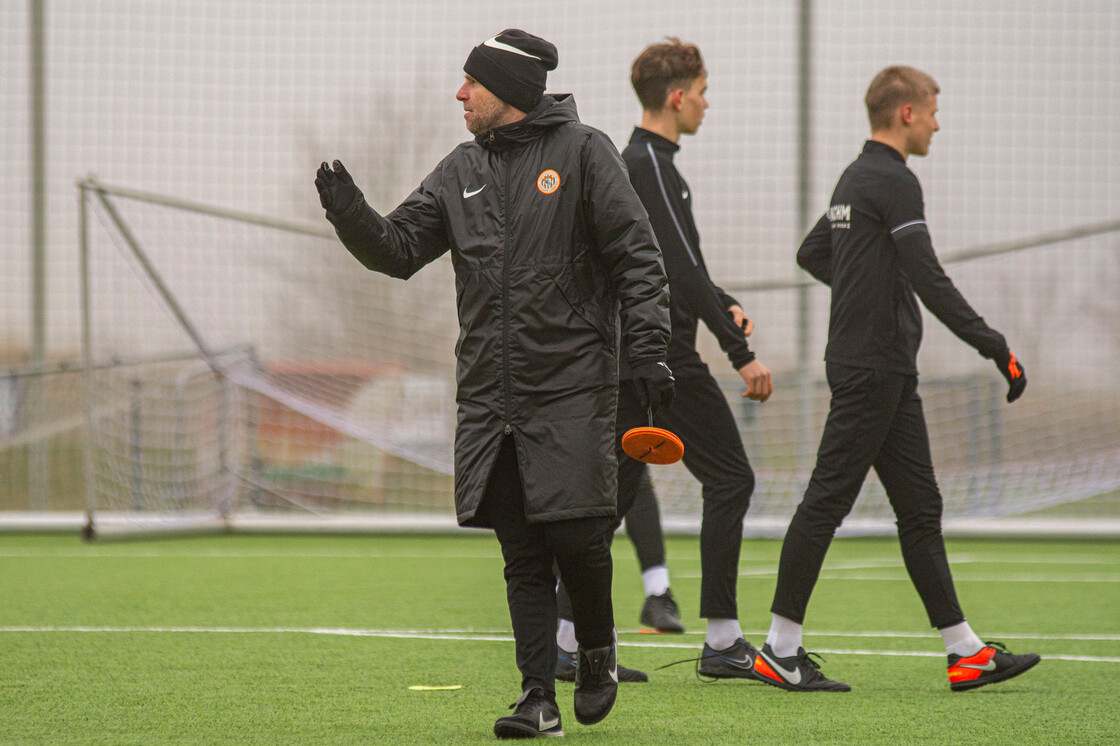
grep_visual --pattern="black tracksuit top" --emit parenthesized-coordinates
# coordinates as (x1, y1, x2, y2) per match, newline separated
(620, 128, 755, 378)
(797, 140, 1008, 375)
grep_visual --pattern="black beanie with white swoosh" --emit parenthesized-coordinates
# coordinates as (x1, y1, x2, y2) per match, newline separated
(463, 29, 559, 113)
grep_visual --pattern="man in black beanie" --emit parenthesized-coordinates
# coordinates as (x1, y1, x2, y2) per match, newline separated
(461, 29, 558, 121)
(316, 29, 673, 739)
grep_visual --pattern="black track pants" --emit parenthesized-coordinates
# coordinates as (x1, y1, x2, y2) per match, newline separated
(627, 372, 754, 619)
(623, 469, 666, 572)
(770, 363, 965, 629)
(483, 436, 615, 694)
(561, 370, 754, 622)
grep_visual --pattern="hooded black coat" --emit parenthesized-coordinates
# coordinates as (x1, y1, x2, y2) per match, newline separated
(327, 95, 670, 527)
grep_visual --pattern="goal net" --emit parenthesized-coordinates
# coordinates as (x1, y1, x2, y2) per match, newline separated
(5, 1, 1116, 536)
(79, 181, 1120, 537)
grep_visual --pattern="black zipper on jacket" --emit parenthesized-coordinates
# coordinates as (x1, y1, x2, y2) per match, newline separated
(500, 150, 513, 434)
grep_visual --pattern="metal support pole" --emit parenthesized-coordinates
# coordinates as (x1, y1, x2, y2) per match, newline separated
(217, 375, 232, 517)
(130, 379, 143, 511)
(795, 0, 814, 471)
(87, 182, 220, 371)
(28, 0, 48, 509)
(79, 184, 96, 531)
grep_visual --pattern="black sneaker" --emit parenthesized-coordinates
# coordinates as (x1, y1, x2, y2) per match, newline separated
(573, 642, 618, 725)
(697, 637, 759, 680)
(948, 641, 1041, 692)
(639, 589, 685, 633)
(556, 646, 648, 683)
(752, 643, 851, 692)
(493, 687, 564, 739)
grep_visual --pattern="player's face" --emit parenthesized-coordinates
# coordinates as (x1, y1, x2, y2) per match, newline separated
(906, 95, 940, 157)
(456, 76, 513, 135)
(678, 74, 709, 135)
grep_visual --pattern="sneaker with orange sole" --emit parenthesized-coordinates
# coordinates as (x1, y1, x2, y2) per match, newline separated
(752, 644, 850, 692)
(948, 641, 1040, 691)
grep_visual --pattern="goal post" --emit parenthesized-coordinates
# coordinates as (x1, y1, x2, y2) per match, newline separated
(73, 178, 1120, 539)
(79, 178, 462, 538)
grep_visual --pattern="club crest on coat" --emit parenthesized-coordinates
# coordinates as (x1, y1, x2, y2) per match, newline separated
(536, 169, 560, 194)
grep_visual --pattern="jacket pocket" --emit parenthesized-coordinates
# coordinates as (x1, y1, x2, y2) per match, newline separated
(545, 265, 615, 348)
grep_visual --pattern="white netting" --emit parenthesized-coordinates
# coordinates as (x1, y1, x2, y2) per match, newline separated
(2, 1, 1118, 532)
(78, 185, 1120, 535)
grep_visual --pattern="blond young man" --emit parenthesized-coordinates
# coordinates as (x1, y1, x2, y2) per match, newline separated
(755, 66, 1038, 693)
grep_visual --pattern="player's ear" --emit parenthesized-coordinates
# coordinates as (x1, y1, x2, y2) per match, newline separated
(899, 103, 914, 125)
(670, 88, 684, 111)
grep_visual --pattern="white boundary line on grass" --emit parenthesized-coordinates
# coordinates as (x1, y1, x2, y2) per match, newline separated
(0, 551, 1116, 563)
(2, 626, 1118, 663)
(677, 556, 1120, 581)
(4, 626, 1120, 641)
(815, 573, 1120, 582)
(0, 550, 505, 559)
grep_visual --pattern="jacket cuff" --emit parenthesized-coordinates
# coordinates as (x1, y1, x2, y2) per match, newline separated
(732, 347, 756, 370)
(325, 191, 366, 228)
(629, 356, 667, 370)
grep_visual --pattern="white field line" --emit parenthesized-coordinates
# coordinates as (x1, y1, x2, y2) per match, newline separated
(0, 548, 504, 555)
(0, 551, 1116, 563)
(805, 572, 1120, 582)
(1, 626, 1118, 663)
(646, 630, 1120, 642)
(679, 555, 1120, 580)
(3, 550, 1114, 581)
(8, 626, 1118, 641)
(684, 568, 1120, 582)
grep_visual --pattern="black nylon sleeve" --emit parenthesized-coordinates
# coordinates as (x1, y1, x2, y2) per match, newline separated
(328, 160, 451, 280)
(581, 132, 671, 366)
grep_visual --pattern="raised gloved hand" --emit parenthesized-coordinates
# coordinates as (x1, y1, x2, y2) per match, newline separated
(315, 159, 362, 215)
(994, 350, 1027, 403)
(632, 361, 675, 415)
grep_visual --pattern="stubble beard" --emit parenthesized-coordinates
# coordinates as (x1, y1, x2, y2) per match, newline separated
(465, 104, 502, 136)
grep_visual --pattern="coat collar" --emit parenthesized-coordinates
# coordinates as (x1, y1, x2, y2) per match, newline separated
(478, 94, 579, 151)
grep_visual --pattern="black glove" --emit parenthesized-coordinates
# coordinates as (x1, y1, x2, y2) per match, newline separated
(315, 159, 362, 215)
(632, 361, 675, 415)
(994, 349, 1027, 403)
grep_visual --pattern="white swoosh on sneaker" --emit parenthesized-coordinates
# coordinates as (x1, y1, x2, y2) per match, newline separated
(463, 185, 486, 198)
(761, 651, 802, 685)
(958, 659, 998, 672)
(610, 663, 619, 683)
(538, 711, 560, 730)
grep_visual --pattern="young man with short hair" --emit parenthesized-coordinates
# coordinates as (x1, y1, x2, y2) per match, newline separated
(558, 38, 774, 683)
(316, 29, 673, 737)
(755, 65, 1039, 693)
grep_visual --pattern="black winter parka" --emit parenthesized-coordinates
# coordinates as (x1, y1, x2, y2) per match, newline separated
(327, 95, 671, 527)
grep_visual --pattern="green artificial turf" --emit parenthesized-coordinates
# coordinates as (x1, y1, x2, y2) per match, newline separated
(1, 533, 1116, 744)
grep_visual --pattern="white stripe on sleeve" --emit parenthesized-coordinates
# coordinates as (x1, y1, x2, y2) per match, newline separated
(890, 219, 927, 235)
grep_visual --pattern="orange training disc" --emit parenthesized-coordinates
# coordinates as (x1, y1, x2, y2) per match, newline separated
(621, 426, 684, 465)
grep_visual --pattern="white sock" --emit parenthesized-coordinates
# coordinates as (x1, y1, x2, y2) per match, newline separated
(705, 618, 743, 650)
(556, 619, 577, 652)
(642, 566, 670, 597)
(940, 621, 984, 657)
(766, 614, 803, 659)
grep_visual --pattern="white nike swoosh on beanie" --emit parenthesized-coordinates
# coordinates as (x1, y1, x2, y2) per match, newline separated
(483, 36, 542, 60)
